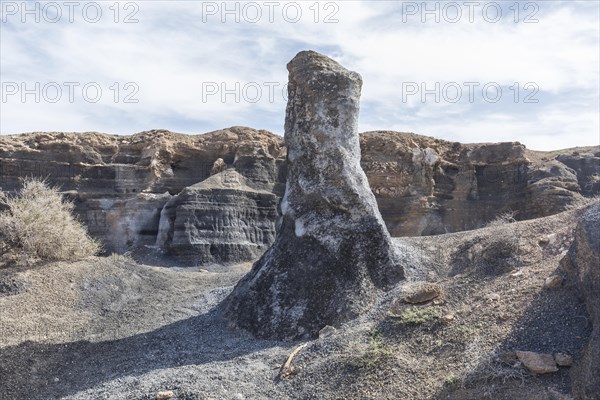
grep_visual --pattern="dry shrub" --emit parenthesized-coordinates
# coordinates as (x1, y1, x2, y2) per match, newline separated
(461, 345, 528, 395)
(485, 211, 517, 228)
(0, 178, 100, 262)
(450, 222, 522, 277)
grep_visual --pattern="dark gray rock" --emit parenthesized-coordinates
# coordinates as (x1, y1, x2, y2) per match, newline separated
(525, 160, 583, 218)
(156, 169, 278, 265)
(563, 202, 600, 399)
(222, 51, 404, 339)
(556, 153, 600, 197)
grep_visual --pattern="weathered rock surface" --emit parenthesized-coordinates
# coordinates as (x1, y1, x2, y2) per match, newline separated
(155, 169, 278, 265)
(222, 51, 404, 339)
(556, 152, 600, 197)
(562, 201, 600, 399)
(516, 351, 559, 374)
(0, 127, 285, 257)
(554, 352, 573, 367)
(360, 132, 596, 236)
(0, 123, 597, 260)
(401, 282, 443, 304)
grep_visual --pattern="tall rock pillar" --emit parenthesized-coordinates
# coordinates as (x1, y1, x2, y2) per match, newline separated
(222, 50, 404, 339)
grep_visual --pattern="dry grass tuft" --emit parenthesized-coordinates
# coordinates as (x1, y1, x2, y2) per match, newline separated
(0, 178, 101, 263)
(485, 211, 517, 228)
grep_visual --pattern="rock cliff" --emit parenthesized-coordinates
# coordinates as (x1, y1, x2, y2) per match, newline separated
(0, 127, 285, 261)
(360, 132, 598, 236)
(0, 127, 597, 263)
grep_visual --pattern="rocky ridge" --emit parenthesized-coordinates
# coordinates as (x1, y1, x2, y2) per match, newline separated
(0, 128, 598, 264)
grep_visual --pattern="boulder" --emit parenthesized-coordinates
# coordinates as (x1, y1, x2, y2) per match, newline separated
(222, 51, 404, 339)
(516, 351, 559, 374)
(402, 282, 443, 304)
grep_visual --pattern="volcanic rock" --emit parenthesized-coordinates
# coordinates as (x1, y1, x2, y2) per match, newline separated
(222, 51, 404, 339)
(155, 169, 278, 265)
(563, 201, 600, 399)
(516, 351, 559, 374)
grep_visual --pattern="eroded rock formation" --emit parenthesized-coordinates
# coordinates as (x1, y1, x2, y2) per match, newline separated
(360, 132, 595, 236)
(0, 124, 597, 261)
(222, 51, 404, 339)
(155, 169, 278, 265)
(0, 127, 285, 257)
(562, 202, 600, 399)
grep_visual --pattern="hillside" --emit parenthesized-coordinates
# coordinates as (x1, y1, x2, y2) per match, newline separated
(1, 202, 598, 399)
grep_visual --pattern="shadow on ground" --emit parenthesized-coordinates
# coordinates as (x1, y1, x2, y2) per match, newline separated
(432, 273, 592, 400)
(0, 308, 278, 399)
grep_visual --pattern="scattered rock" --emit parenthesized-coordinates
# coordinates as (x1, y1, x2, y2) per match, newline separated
(441, 314, 455, 323)
(402, 282, 443, 304)
(516, 351, 559, 374)
(318, 325, 337, 339)
(155, 390, 175, 400)
(485, 293, 501, 301)
(554, 353, 573, 367)
(498, 312, 511, 321)
(510, 270, 524, 278)
(544, 275, 564, 289)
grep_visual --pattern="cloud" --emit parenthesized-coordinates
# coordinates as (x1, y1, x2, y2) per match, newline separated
(0, 0, 598, 150)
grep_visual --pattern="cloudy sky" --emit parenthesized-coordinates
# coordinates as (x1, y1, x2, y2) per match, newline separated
(1, 0, 598, 150)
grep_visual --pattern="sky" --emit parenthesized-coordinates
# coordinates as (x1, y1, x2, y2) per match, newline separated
(0, 0, 599, 150)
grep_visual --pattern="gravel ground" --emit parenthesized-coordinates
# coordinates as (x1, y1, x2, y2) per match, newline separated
(0, 204, 595, 400)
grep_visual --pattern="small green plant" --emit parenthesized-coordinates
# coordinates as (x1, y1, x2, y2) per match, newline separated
(0, 178, 101, 262)
(455, 325, 482, 336)
(352, 328, 395, 370)
(444, 374, 460, 386)
(394, 307, 442, 325)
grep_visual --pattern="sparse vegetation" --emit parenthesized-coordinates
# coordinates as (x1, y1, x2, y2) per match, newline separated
(444, 373, 460, 386)
(461, 348, 528, 390)
(485, 211, 517, 228)
(352, 328, 395, 370)
(393, 306, 442, 325)
(0, 178, 100, 263)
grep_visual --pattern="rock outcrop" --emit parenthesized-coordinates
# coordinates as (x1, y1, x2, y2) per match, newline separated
(562, 202, 600, 400)
(360, 132, 595, 236)
(556, 152, 600, 197)
(222, 51, 404, 339)
(0, 127, 286, 257)
(155, 169, 278, 265)
(0, 126, 597, 261)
